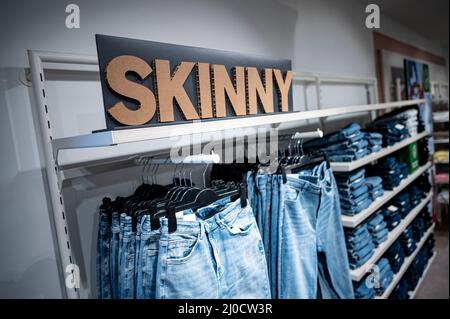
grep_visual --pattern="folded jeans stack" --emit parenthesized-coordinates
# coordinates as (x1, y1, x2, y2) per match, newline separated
(410, 215, 426, 242)
(393, 109, 419, 136)
(399, 226, 417, 257)
(374, 257, 394, 296)
(389, 277, 409, 299)
(408, 185, 423, 207)
(366, 119, 409, 147)
(367, 157, 408, 190)
(363, 132, 383, 153)
(384, 240, 405, 273)
(392, 192, 413, 219)
(335, 168, 373, 216)
(366, 212, 388, 247)
(345, 224, 375, 269)
(353, 279, 375, 299)
(365, 176, 384, 201)
(303, 123, 370, 162)
(381, 205, 402, 230)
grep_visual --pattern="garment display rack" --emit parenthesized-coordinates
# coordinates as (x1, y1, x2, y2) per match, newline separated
(28, 50, 431, 299)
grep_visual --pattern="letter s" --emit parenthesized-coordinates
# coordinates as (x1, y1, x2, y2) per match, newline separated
(106, 55, 156, 126)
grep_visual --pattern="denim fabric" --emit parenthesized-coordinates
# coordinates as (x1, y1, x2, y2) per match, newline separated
(97, 210, 112, 299)
(278, 162, 354, 299)
(353, 280, 375, 299)
(335, 168, 365, 185)
(340, 191, 370, 206)
(269, 175, 282, 298)
(339, 184, 369, 200)
(385, 240, 405, 273)
(110, 212, 120, 299)
(119, 214, 136, 299)
(372, 228, 388, 246)
(247, 171, 258, 218)
(340, 197, 372, 216)
(155, 198, 271, 299)
(375, 258, 394, 295)
(303, 122, 361, 148)
(136, 215, 161, 299)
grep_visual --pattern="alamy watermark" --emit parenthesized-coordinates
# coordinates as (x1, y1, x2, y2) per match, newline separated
(65, 4, 80, 29)
(365, 4, 380, 29)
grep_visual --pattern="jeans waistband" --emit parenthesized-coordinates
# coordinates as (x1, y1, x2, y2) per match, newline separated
(159, 198, 251, 240)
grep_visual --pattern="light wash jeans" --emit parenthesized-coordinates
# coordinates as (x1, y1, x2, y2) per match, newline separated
(155, 198, 270, 299)
(277, 162, 354, 299)
(119, 214, 136, 299)
(135, 215, 161, 299)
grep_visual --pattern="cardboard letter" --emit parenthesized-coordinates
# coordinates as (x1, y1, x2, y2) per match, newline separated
(273, 69, 293, 112)
(155, 59, 199, 122)
(212, 65, 246, 117)
(106, 55, 156, 126)
(246, 67, 274, 114)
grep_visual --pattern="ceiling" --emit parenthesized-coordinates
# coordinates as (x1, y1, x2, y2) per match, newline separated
(357, 0, 449, 50)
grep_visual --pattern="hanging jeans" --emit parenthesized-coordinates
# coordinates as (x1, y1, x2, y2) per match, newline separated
(119, 214, 136, 299)
(110, 212, 120, 298)
(97, 211, 112, 299)
(155, 198, 271, 299)
(135, 215, 161, 299)
(277, 161, 354, 299)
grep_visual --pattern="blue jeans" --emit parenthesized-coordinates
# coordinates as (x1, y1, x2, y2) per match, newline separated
(256, 173, 272, 267)
(335, 168, 365, 185)
(136, 215, 161, 299)
(110, 212, 120, 299)
(304, 122, 361, 149)
(341, 197, 372, 216)
(277, 162, 354, 299)
(155, 198, 270, 299)
(119, 214, 136, 299)
(97, 211, 112, 299)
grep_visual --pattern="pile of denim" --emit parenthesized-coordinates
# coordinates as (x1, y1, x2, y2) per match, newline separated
(353, 281, 375, 299)
(335, 168, 373, 216)
(345, 223, 375, 269)
(391, 191, 413, 218)
(365, 107, 420, 147)
(399, 225, 417, 257)
(384, 240, 405, 273)
(410, 215, 426, 242)
(389, 277, 409, 299)
(365, 176, 384, 201)
(408, 186, 423, 207)
(366, 212, 389, 246)
(396, 109, 419, 136)
(419, 207, 433, 230)
(414, 173, 432, 195)
(366, 119, 409, 147)
(364, 132, 383, 153)
(374, 257, 395, 296)
(367, 157, 409, 190)
(381, 205, 402, 230)
(303, 123, 370, 162)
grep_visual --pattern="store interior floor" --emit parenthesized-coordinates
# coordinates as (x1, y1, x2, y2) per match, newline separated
(416, 229, 449, 299)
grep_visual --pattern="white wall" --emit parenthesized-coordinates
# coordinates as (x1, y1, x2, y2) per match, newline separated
(0, 0, 448, 298)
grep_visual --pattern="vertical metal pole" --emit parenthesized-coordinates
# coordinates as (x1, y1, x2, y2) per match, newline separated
(27, 50, 79, 299)
(315, 77, 325, 130)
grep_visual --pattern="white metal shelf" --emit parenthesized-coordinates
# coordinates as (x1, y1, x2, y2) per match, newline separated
(350, 192, 433, 281)
(51, 99, 424, 155)
(342, 162, 432, 228)
(375, 224, 435, 299)
(330, 132, 429, 172)
(434, 139, 449, 144)
(408, 252, 437, 299)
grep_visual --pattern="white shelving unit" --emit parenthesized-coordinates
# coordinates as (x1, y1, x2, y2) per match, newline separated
(408, 252, 437, 299)
(330, 132, 429, 172)
(375, 224, 435, 299)
(342, 162, 432, 228)
(27, 50, 431, 299)
(350, 192, 433, 281)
